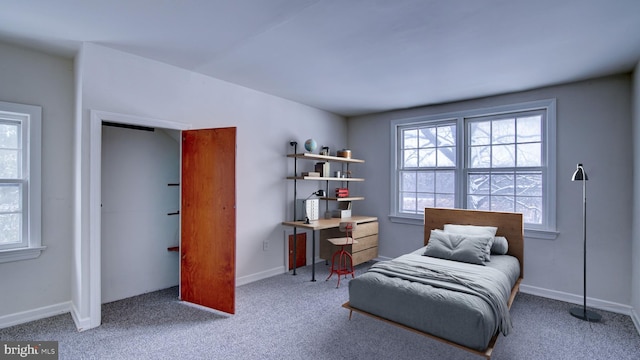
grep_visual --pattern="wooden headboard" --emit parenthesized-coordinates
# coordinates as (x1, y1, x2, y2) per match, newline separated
(423, 207, 524, 278)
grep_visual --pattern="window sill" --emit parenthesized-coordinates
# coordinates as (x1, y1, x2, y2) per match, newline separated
(0, 246, 46, 264)
(389, 215, 559, 240)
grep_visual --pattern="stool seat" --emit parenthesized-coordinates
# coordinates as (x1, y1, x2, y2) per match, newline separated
(328, 237, 358, 246)
(325, 222, 358, 288)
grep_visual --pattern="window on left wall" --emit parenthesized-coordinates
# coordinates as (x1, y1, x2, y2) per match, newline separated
(0, 101, 43, 263)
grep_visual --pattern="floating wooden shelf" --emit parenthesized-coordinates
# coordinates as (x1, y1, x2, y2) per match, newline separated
(286, 152, 365, 164)
(321, 196, 365, 201)
(286, 176, 364, 182)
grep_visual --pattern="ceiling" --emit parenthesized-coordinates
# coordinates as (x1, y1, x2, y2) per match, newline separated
(1, 0, 639, 117)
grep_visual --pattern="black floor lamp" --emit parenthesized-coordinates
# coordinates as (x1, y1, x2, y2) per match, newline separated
(569, 163, 602, 322)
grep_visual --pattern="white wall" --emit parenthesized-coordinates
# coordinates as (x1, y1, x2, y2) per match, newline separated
(101, 126, 180, 303)
(0, 43, 74, 322)
(74, 43, 346, 313)
(631, 62, 640, 328)
(348, 74, 634, 309)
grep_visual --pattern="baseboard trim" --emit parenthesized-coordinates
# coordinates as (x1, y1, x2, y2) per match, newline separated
(236, 265, 286, 286)
(631, 308, 640, 335)
(0, 301, 71, 330)
(69, 303, 92, 332)
(519, 284, 633, 315)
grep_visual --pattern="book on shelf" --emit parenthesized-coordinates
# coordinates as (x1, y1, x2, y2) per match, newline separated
(335, 187, 349, 197)
(302, 171, 320, 177)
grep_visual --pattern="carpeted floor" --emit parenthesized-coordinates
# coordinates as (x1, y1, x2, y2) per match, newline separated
(1, 262, 638, 359)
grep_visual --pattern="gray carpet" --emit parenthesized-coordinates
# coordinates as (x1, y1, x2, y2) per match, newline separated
(1, 262, 639, 359)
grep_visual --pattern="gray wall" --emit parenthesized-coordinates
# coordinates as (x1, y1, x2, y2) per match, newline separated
(0, 43, 74, 319)
(348, 74, 634, 308)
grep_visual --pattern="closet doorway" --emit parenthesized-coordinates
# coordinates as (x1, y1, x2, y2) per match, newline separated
(88, 111, 236, 329)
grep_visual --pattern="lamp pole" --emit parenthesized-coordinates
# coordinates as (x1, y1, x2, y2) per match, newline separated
(569, 163, 601, 322)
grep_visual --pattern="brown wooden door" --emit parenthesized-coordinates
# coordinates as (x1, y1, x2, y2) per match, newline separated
(180, 127, 236, 314)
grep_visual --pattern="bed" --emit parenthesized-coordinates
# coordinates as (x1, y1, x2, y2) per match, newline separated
(343, 207, 524, 359)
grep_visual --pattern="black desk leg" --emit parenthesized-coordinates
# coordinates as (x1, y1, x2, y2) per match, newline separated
(311, 230, 316, 281)
(292, 227, 297, 275)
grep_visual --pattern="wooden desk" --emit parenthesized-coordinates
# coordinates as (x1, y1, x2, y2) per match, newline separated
(282, 216, 378, 281)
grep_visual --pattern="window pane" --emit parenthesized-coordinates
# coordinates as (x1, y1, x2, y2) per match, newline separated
(403, 149, 417, 167)
(0, 150, 19, 178)
(437, 146, 456, 166)
(470, 121, 490, 145)
(0, 184, 21, 211)
(468, 195, 489, 210)
(0, 213, 21, 244)
(401, 192, 416, 212)
(400, 172, 416, 191)
(469, 145, 490, 168)
(516, 173, 542, 196)
(468, 173, 490, 194)
(517, 143, 541, 167)
(0, 122, 19, 148)
(516, 196, 543, 224)
(437, 124, 456, 146)
(517, 116, 541, 143)
(491, 195, 514, 212)
(435, 171, 455, 194)
(491, 174, 514, 195)
(418, 148, 436, 167)
(417, 172, 434, 192)
(418, 128, 436, 148)
(435, 194, 454, 208)
(417, 193, 434, 211)
(403, 129, 418, 148)
(492, 144, 515, 167)
(492, 118, 515, 144)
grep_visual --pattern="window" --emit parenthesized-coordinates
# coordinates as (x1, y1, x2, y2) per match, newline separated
(0, 101, 43, 262)
(391, 99, 556, 238)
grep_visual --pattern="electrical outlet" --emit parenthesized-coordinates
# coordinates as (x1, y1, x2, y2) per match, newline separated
(263, 240, 269, 251)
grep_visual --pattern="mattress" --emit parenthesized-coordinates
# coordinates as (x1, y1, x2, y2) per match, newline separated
(348, 249, 520, 351)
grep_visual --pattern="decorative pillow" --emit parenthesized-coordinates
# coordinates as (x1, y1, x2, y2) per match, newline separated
(423, 229, 492, 265)
(443, 224, 497, 261)
(491, 236, 509, 255)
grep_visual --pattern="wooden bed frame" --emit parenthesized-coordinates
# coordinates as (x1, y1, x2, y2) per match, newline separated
(342, 207, 524, 359)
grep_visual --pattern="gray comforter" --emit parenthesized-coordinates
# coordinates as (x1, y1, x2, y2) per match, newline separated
(368, 254, 512, 336)
(348, 252, 520, 350)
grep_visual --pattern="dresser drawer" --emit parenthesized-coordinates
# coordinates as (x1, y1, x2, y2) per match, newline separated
(320, 221, 378, 240)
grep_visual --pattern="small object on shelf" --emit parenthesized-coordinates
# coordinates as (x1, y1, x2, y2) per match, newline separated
(302, 171, 320, 177)
(335, 187, 349, 198)
(337, 149, 352, 158)
(320, 146, 329, 156)
(332, 201, 352, 218)
(304, 138, 318, 152)
(314, 162, 330, 177)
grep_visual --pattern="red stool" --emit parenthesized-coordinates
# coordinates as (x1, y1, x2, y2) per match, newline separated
(325, 222, 358, 288)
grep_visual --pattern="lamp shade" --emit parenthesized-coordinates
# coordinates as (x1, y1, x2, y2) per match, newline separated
(571, 163, 588, 181)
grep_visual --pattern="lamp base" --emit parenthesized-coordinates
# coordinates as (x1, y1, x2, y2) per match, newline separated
(569, 307, 602, 322)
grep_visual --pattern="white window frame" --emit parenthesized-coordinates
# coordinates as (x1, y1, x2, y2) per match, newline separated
(390, 99, 557, 239)
(0, 101, 44, 263)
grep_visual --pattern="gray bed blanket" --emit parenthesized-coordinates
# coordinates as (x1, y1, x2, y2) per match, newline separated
(368, 254, 513, 336)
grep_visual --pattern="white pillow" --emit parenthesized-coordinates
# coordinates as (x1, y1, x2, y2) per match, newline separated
(443, 224, 498, 261)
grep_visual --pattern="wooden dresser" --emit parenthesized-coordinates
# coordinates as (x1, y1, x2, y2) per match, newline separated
(319, 220, 378, 265)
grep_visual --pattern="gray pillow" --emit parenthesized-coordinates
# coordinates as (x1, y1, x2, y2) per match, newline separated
(423, 230, 492, 265)
(491, 236, 509, 255)
(443, 224, 497, 261)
